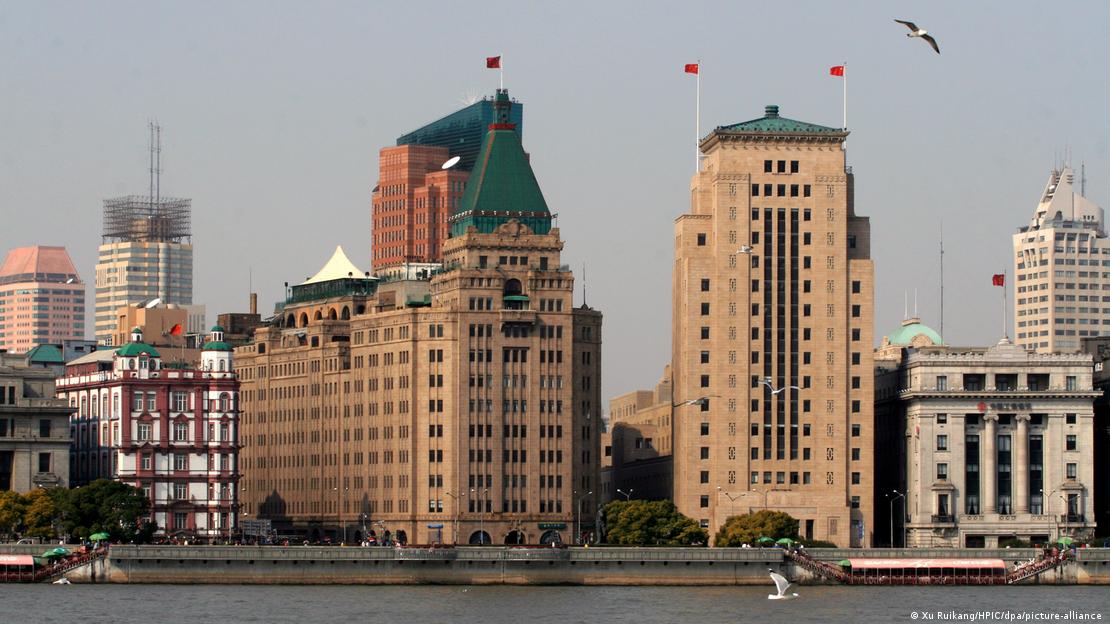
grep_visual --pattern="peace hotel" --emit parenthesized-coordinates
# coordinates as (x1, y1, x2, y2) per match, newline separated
(236, 91, 602, 545)
(875, 323, 1098, 548)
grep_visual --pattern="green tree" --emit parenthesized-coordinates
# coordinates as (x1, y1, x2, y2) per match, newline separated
(0, 490, 27, 537)
(603, 500, 707, 546)
(714, 510, 799, 547)
(23, 489, 58, 539)
(56, 479, 152, 542)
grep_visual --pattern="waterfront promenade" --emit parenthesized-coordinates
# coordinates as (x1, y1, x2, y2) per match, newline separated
(3, 545, 1105, 585)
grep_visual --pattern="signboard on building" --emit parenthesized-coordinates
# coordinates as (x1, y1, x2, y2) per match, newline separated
(242, 519, 272, 537)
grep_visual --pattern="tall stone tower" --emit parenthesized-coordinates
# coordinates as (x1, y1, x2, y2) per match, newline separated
(672, 105, 874, 547)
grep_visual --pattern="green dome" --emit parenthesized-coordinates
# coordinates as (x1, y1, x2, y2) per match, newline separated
(117, 343, 160, 357)
(210, 325, 225, 333)
(887, 320, 943, 346)
(202, 341, 233, 352)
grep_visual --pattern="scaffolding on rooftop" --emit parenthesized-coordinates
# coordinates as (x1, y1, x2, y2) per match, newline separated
(102, 195, 192, 243)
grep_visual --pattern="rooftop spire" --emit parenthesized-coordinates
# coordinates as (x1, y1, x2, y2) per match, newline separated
(450, 90, 551, 237)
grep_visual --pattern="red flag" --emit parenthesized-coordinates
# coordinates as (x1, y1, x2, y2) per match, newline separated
(992, 274, 1005, 287)
(486, 56, 501, 69)
(169, 323, 183, 336)
(829, 65, 845, 77)
(684, 63, 699, 75)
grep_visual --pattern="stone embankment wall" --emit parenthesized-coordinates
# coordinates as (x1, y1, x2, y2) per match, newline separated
(3, 545, 1106, 585)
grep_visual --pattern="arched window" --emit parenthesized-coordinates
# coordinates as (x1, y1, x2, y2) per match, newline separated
(219, 393, 230, 412)
(286, 314, 295, 327)
(503, 278, 525, 310)
(356, 305, 366, 315)
(299, 313, 309, 327)
(341, 306, 350, 320)
(503, 278, 523, 296)
(314, 310, 322, 321)
(328, 308, 338, 320)
(468, 530, 491, 545)
(218, 360, 226, 372)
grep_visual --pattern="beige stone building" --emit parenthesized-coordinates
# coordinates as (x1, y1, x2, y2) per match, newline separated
(673, 105, 874, 546)
(237, 90, 602, 546)
(601, 366, 673, 503)
(0, 352, 73, 492)
(1013, 166, 1106, 353)
(876, 328, 1099, 548)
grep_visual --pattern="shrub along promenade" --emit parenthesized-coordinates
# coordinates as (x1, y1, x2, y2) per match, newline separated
(16, 545, 1105, 585)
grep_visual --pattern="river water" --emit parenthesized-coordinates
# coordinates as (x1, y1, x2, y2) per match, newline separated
(6, 585, 1108, 623)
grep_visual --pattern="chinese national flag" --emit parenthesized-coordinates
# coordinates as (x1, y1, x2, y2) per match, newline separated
(684, 63, 699, 75)
(169, 323, 183, 336)
(829, 65, 845, 77)
(992, 274, 1005, 287)
(486, 56, 501, 69)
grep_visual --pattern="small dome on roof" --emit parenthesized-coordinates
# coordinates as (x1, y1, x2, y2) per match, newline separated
(885, 317, 943, 347)
(211, 325, 225, 333)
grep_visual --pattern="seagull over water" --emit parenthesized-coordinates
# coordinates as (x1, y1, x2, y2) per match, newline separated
(768, 569, 799, 600)
(895, 19, 940, 54)
(760, 378, 800, 395)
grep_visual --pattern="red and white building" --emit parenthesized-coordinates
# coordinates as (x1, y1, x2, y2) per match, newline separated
(56, 326, 239, 541)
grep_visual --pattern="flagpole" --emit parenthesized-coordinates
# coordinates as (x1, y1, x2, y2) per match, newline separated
(842, 61, 847, 130)
(1002, 270, 1008, 339)
(695, 59, 701, 173)
(500, 53, 504, 90)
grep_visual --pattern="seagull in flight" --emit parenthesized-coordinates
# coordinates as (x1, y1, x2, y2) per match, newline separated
(767, 569, 798, 600)
(760, 378, 799, 395)
(737, 245, 753, 254)
(675, 395, 717, 407)
(895, 19, 940, 54)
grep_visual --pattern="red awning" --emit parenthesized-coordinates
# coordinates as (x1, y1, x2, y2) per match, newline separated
(848, 558, 1006, 570)
(0, 555, 36, 566)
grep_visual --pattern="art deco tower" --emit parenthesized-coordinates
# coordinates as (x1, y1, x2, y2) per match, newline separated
(672, 105, 874, 547)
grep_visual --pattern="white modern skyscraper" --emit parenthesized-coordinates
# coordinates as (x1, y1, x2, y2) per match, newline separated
(1013, 167, 1106, 353)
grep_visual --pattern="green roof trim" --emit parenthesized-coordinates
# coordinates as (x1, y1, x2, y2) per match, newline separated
(117, 343, 160, 357)
(504, 295, 530, 302)
(451, 90, 550, 237)
(887, 321, 943, 346)
(717, 105, 843, 135)
(202, 341, 233, 352)
(25, 344, 64, 364)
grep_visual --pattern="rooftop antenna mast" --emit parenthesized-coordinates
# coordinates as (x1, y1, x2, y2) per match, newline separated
(939, 219, 945, 338)
(582, 262, 587, 307)
(1081, 162, 1087, 197)
(148, 121, 163, 211)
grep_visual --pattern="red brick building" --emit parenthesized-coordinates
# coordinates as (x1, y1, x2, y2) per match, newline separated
(371, 144, 469, 275)
(56, 326, 239, 542)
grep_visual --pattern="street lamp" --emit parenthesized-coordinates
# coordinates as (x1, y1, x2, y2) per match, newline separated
(332, 487, 349, 544)
(575, 490, 593, 545)
(887, 490, 905, 548)
(445, 491, 467, 544)
(616, 488, 633, 501)
(470, 488, 488, 544)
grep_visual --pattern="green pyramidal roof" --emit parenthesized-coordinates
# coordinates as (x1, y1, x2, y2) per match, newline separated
(717, 105, 843, 135)
(450, 90, 551, 237)
(117, 342, 160, 357)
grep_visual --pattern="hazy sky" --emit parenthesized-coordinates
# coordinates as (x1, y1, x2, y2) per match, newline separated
(2, 1, 1108, 407)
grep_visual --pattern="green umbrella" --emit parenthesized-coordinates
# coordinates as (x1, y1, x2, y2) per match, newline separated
(40, 550, 63, 559)
(89, 532, 110, 541)
(51, 547, 71, 556)
(756, 536, 776, 545)
(775, 538, 796, 546)
(1056, 537, 1076, 546)
(837, 559, 852, 567)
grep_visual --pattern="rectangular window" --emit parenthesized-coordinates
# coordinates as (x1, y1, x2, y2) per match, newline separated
(38, 452, 50, 473)
(1066, 434, 1077, 451)
(937, 463, 948, 480)
(39, 419, 51, 438)
(697, 233, 707, 246)
(937, 434, 948, 451)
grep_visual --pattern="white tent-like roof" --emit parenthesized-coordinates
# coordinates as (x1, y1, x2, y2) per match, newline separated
(303, 246, 369, 285)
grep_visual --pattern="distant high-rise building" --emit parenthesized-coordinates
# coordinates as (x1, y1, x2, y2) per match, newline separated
(0, 245, 85, 353)
(369, 96, 525, 276)
(370, 145, 469, 275)
(95, 126, 200, 343)
(672, 105, 874, 547)
(1013, 167, 1105, 353)
(396, 96, 523, 172)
